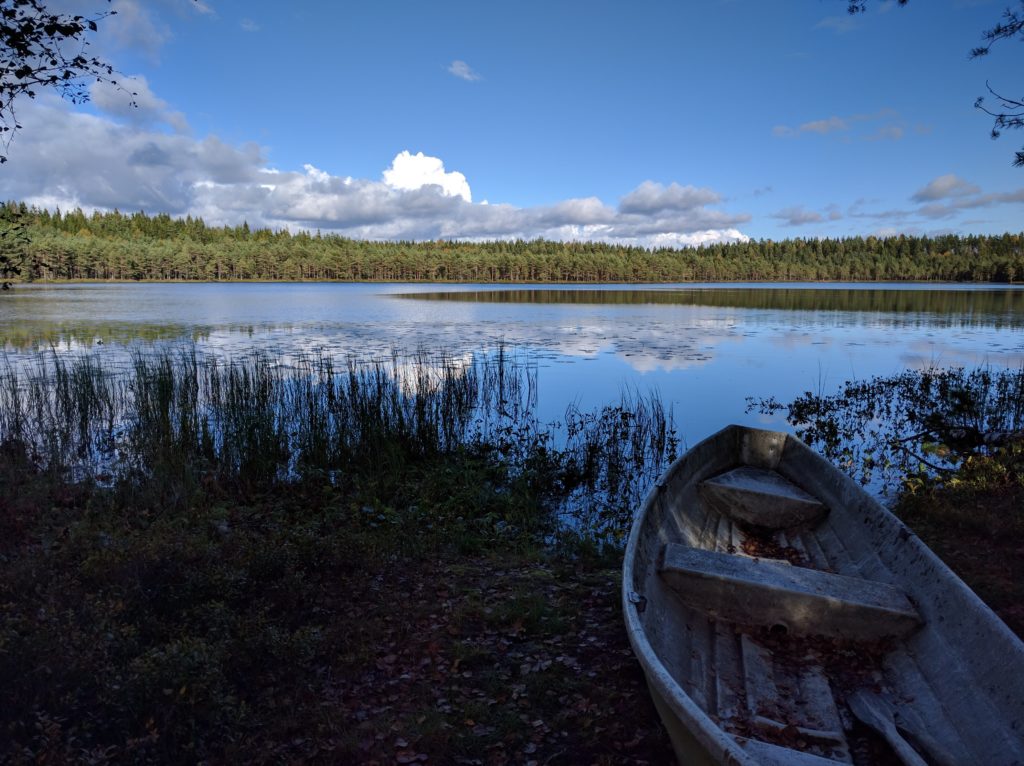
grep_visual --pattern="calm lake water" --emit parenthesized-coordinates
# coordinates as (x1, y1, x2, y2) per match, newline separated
(3, 282, 1023, 447)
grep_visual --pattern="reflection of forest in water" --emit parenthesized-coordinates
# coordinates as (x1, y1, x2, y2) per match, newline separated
(4, 285, 1023, 353)
(400, 288, 1024, 327)
(1, 322, 211, 351)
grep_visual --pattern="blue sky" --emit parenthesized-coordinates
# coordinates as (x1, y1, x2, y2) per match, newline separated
(2, 0, 1022, 245)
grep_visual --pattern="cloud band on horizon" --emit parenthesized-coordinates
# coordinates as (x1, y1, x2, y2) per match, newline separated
(0, 96, 752, 248)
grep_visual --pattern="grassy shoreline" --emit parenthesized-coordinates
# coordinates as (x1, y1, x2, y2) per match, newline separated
(1, 351, 1020, 764)
(0, 460, 674, 764)
(0, 347, 680, 762)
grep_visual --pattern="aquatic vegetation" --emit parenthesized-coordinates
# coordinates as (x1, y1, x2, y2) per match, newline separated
(0, 344, 677, 536)
(749, 366, 1024, 491)
(0, 344, 681, 762)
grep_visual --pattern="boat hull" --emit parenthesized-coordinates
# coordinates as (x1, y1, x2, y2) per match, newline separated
(622, 425, 1024, 765)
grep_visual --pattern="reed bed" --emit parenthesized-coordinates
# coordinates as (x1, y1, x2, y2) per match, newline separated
(0, 344, 676, 536)
(0, 344, 680, 763)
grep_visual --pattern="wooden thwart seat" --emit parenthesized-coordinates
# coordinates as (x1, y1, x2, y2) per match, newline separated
(700, 466, 828, 529)
(658, 544, 921, 640)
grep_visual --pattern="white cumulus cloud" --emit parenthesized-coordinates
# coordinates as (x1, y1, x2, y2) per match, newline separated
(383, 150, 472, 202)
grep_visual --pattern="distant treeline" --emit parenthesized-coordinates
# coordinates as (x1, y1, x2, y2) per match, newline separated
(5, 202, 1024, 283)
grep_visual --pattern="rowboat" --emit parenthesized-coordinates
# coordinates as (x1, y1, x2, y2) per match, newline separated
(622, 425, 1024, 765)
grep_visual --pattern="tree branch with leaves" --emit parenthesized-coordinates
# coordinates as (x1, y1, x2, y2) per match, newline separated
(970, 3, 1024, 167)
(0, 0, 126, 163)
(848, 0, 1024, 167)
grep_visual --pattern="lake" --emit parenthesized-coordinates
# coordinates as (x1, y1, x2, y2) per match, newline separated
(3, 282, 1023, 447)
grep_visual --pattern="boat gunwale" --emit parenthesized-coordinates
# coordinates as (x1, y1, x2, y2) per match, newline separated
(622, 424, 760, 766)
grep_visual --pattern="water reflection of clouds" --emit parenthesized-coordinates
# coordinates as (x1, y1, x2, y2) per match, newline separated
(4, 285, 1024, 441)
(554, 319, 729, 372)
(185, 310, 1024, 381)
(392, 352, 477, 394)
(551, 326, 611, 358)
(190, 316, 738, 379)
(7, 310, 1024, 381)
(170, 326, 482, 394)
(766, 331, 829, 352)
(616, 350, 713, 373)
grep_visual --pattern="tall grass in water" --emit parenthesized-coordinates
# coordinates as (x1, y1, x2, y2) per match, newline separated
(0, 352, 119, 476)
(562, 389, 678, 539)
(0, 345, 676, 537)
